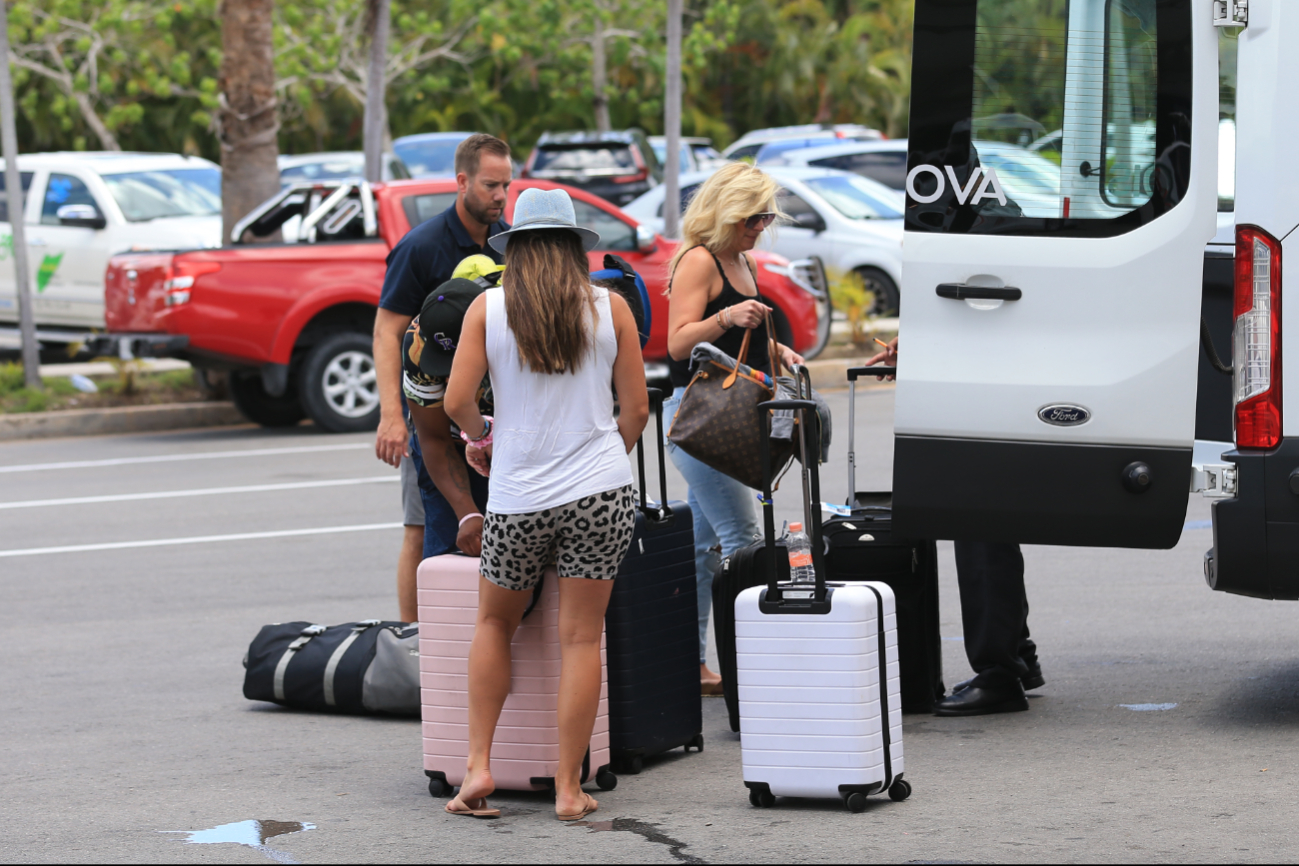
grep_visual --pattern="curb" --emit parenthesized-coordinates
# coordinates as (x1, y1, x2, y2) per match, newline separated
(0, 401, 248, 441)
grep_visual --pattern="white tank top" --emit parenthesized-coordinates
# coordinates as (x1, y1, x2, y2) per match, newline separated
(483, 285, 633, 514)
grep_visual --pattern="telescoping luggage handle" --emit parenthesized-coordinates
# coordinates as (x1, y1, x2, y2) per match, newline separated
(757, 364, 829, 612)
(845, 366, 895, 503)
(634, 387, 675, 527)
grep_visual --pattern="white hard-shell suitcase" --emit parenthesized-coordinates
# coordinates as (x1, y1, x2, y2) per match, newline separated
(737, 368, 912, 812)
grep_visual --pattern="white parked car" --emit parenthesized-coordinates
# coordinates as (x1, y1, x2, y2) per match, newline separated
(722, 124, 883, 162)
(624, 165, 905, 314)
(278, 151, 409, 184)
(774, 139, 909, 190)
(0, 152, 221, 331)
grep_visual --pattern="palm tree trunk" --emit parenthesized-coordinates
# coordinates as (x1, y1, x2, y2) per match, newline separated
(218, 0, 280, 243)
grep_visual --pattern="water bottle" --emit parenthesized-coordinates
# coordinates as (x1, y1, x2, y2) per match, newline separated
(786, 522, 815, 584)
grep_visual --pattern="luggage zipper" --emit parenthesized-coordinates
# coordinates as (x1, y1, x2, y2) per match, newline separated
(323, 620, 382, 707)
(273, 624, 326, 701)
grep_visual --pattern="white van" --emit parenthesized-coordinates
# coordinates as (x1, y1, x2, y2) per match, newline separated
(0, 152, 221, 332)
(892, 0, 1220, 550)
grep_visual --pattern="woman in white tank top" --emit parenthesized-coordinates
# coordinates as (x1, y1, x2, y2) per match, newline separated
(444, 188, 648, 821)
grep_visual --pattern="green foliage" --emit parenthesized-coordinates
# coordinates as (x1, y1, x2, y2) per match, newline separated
(11, 0, 915, 160)
(827, 268, 878, 348)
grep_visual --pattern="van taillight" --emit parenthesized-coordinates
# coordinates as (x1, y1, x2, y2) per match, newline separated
(163, 260, 221, 307)
(1233, 226, 1282, 449)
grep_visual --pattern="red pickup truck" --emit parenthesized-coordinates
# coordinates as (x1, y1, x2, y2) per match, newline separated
(104, 178, 830, 432)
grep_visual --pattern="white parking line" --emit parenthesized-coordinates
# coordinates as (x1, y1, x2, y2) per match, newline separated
(0, 442, 371, 474)
(0, 522, 404, 558)
(0, 475, 398, 510)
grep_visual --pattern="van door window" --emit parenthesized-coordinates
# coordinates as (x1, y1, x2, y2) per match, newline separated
(41, 174, 100, 225)
(908, 0, 1190, 237)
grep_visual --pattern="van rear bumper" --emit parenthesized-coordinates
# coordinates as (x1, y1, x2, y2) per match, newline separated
(1207, 440, 1299, 600)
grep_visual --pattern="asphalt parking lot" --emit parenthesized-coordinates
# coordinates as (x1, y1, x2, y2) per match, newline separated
(5, 385, 1299, 863)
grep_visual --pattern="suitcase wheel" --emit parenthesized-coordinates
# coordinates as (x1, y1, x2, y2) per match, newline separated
(845, 792, 868, 813)
(620, 756, 644, 775)
(428, 778, 448, 798)
(596, 768, 618, 791)
(887, 779, 912, 802)
(748, 788, 775, 808)
(686, 734, 704, 753)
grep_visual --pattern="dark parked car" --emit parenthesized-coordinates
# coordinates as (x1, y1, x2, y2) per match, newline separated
(522, 130, 662, 206)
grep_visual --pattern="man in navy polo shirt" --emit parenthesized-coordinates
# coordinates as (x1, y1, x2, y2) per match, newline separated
(373, 133, 511, 620)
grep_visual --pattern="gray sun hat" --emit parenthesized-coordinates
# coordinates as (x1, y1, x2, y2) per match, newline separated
(489, 187, 601, 254)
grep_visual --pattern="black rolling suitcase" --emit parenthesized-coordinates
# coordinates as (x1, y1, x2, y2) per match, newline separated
(604, 388, 704, 773)
(716, 366, 945, 731)
(821, 366, 944, 713)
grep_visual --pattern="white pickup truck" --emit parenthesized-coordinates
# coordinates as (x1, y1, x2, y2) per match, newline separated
(0, 151, 221, 347)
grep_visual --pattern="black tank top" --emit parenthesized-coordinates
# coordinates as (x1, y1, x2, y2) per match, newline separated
(668, 249, 772, 389)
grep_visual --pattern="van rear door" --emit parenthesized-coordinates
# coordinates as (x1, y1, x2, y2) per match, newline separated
(893, 0, 1218, 548)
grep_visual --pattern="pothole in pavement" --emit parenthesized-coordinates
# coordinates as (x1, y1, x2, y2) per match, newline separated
(159, 819, 315, 863)
(573, 817, 706, 864)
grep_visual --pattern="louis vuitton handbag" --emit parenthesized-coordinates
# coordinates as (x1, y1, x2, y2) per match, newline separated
(666, 314, 795, 491)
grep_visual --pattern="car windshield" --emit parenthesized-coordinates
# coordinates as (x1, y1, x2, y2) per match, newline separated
(280, 158, 363, 182)
(392, 139, 462, 177)
(802, 175, 903, 220)
(100, 168, 221, 222)
(532, 146, 635, 174)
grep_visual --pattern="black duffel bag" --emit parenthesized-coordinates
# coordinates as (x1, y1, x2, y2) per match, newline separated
(243, 619, 420, 716)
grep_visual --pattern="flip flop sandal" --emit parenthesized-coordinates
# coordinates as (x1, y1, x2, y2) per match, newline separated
(556, 793, 599, 822)
(446, 796, 500, 819)
(701, 680, 725, 697)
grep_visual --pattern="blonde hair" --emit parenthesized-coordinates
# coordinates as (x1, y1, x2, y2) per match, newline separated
(501, 229, 596, 374)
(668, 162, 782, 281)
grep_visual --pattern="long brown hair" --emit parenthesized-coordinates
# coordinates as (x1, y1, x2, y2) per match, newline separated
(501, 229, 596, 374)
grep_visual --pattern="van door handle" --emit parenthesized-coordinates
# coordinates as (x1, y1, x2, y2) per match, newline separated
(936, 283, 1022, 301)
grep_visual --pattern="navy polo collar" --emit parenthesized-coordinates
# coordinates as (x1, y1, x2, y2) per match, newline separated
(445, 203, 508, 251)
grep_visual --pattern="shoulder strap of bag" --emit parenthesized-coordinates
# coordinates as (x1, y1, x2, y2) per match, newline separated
(765, 310, 783, 380)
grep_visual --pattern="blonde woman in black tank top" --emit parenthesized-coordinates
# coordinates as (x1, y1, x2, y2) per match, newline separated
(662, 163, 804, 695)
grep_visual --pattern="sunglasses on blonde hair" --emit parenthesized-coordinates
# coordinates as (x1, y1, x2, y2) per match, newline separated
(744, 212, 776, 230)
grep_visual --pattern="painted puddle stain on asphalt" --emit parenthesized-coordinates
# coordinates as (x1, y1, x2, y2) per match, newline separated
(1120, 703, 1178, 711)
(1184, 520, 1212, 530)
(160, 820, 314, 863)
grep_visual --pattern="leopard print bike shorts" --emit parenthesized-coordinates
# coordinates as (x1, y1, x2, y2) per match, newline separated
(480, 485, 637, 591)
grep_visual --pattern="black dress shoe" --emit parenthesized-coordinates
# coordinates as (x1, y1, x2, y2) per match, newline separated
(933, 681, 1028, 716)
(953, 665, 1044, 695)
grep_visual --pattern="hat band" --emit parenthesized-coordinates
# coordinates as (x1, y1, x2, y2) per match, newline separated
(510, 215, 579, 231)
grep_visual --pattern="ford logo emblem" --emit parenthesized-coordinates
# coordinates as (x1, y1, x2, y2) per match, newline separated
(1038, 404, 1091, 426)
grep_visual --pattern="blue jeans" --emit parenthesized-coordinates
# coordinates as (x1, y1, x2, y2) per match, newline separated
(663, 387, 763, 664)
(410, 430, 490, 559)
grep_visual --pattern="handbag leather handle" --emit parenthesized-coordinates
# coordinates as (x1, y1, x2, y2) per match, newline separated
(722, 328, 753, 389)
(765, 309, 783, 381)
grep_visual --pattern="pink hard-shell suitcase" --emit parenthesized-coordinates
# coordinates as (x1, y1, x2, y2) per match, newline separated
(418, 553, 618, 797)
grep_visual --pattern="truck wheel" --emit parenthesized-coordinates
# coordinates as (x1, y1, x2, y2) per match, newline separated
(298, 332, 381, 433)
(858, 267, 900, 317)
(228, 371, 305, 428)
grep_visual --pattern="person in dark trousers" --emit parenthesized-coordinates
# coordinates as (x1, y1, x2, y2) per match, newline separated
(372, 134, 512, 619)
(865, 337, 1045, 716)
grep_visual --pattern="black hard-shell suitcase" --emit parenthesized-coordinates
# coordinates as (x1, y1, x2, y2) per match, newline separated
(823, 366, 944, 713)
(604, 388, 704, 773)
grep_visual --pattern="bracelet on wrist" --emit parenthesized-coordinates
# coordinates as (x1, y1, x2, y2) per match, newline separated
(459, 416, 493, 448)
(458, 512, 483, 528)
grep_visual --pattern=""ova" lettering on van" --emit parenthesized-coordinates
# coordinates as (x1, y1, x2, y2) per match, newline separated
(906, 165, 1008, 207)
